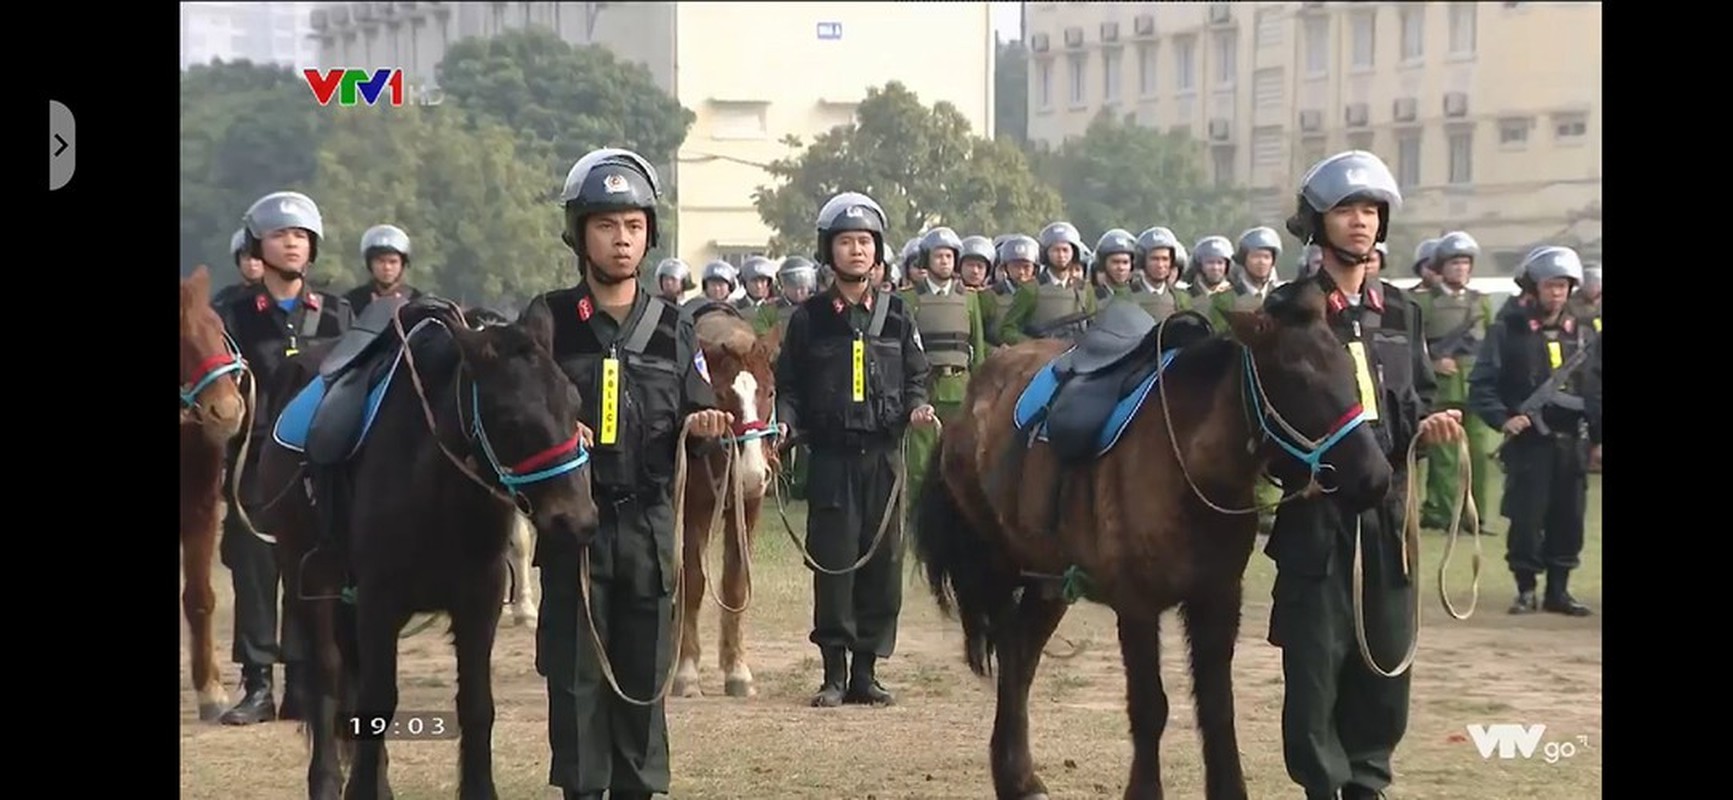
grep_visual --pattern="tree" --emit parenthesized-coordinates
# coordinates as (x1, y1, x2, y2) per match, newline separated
(752, 81, 1064, 258)
(180, 60, 327, 278)
(1034, 110, 1253, 247)
(310, 106, 568, 310)
(994, 39, 1029, 146)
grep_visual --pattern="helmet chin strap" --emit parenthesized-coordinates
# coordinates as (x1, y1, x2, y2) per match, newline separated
(1320, 233, 1374, 268)
(264, 262, 305, 282)
(833, 267, 870, 284)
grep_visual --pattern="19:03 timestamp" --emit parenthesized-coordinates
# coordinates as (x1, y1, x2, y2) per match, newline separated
(341, 711, 460, 740)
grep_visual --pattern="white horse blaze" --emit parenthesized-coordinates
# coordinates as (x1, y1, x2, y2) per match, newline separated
(730, 370, 772, 496)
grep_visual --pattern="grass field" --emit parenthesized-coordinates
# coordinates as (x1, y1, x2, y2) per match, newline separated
(180, 475, 1602, 799)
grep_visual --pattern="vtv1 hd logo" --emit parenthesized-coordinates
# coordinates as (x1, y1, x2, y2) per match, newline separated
(301, 69, 440, 107)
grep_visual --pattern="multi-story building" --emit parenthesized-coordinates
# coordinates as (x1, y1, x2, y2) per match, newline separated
(1023, 1, 1601, 267)
(309, 1, 996, 270)
(181, 2, 321, 71)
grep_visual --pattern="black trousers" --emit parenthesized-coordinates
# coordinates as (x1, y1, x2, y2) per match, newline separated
(220, 444, 303, 671)
(805, 442, 904, 657)
(1500, 434, 1588, 580)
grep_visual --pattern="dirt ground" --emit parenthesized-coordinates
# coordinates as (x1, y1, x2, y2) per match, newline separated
(181, 477, 1602, 799)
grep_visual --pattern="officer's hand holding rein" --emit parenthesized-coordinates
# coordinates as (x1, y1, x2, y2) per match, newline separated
(685, 408, 733, 439)
(910, 403, 939, 428)
(1417, 408, 1465, 446)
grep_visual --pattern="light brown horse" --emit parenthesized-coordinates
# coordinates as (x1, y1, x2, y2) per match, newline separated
(913, 287, 1394, 800)
(179, 266, 250, 721)
(673, 307, 780, 698)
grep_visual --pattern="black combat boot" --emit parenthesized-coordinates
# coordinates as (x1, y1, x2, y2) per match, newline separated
(560, 791, 600, 800)
(1340, 783, 1388, 799)
(1508, 572, 1539, 615)
(278, 662, 305, 721)
(844, 651, 895, 706)
(809, 648, 848, 708)
(1543, 569, 1592, 617)
(219, 664, 276, 725)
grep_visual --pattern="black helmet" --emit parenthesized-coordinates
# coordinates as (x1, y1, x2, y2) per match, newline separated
(558, 147, 664, 259)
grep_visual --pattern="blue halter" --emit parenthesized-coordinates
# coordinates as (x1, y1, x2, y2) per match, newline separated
(181, 332, 247, 408)
(467, 383, 591, 495)
(1240, 348, 1371, 479)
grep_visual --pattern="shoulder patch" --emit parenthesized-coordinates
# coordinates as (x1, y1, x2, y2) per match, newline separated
(693, 348, 711, 384)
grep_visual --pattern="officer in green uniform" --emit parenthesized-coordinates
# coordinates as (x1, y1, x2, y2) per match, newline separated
(898, 227, 988, 508)
(526, 147, 729, 800)
(999, 222, 1097, 344)
(1411, 238, 1444, 292)
(1091, 228, 1140, 302)
(1468, 246, 1600, 617)
(772, 256, 820, 500)
(1268, 150, 1464, 800)
(1188, 235, 1238, 328)
(653, 257, 693, 305)
(1225, 226, 1287, 533)
(736, 256, 780, 334)
(1128, 226, 1192, 322)
(773, 191, 936, 708)
(957, 235, 1001, 345)
(986, 234, 1039, 345)
(1414, 231, 1499, 532)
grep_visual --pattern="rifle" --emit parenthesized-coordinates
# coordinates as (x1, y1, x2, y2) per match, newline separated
(1026, 309, 1096, 340)
(1506, 346, 1591, 440)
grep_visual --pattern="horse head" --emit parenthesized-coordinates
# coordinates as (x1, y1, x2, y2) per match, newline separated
(179, 265, 247, 445)
(1221, 280, 1393, 513)
(448, 299, 600, 545)
(693, 312, 779, 499)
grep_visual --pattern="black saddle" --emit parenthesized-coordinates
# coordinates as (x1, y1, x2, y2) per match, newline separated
(1039, 310, 1216, 465)
(304, 295, 431, 466)
(320, 295, 411, 378)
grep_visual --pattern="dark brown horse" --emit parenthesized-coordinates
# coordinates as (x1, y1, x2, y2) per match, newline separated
(913, 285, 1394, 800)
(249, 298, 599, 800)
(179, 266, 250, 722)
(673, 307, 780, 699)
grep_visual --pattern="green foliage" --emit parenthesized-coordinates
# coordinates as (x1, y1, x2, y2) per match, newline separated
(752, 81, 1064, 258)
(179, 60, 327, 279)
(994, 40, 1029, 146)
(310, 106, 567, 310)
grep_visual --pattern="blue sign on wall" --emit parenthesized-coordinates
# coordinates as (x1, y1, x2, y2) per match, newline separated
(817, 21, 842, 40)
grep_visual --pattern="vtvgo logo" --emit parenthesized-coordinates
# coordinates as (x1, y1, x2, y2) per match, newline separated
(1466, 724, 1589, 764)
(302, 68, 442, 107)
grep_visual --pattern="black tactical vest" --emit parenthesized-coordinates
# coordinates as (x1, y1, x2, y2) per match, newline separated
(1490, 310, 1592, 435)
(1315, 278, 1421, 461)
(544, 288, 685, 490)
(792, 290, 913, 442)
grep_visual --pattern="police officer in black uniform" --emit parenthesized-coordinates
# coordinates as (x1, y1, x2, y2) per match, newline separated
(341, 224, 424, 314)
(1268, 152, 1464, 800)
(773, 191, 936, 708)
(212, 228, 265, 309)
(215, 191, 353, 725)
(524, 147, 728, 800)
(1467, 246, 1601, 617)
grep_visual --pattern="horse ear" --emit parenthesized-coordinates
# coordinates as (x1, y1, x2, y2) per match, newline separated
(516, 295, 557, 353)
(1223, 309, 1273, 347)
(185, 265, 212, 301)
(449, 323, 498, 367)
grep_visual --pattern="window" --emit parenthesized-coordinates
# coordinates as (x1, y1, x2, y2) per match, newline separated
(1399, 6, 1425, 63)
(1499, 117, 1532, 147)
(1350, 11, 1376, 70)
(1449, 3, 1477, 56)
(1068, 52, 1087, 106)
(1036, 59, 1053, 109)
(1211, 146, 1236, 187)
(1137, 44, 1157, 97)
(1347, 131, 1374, 153)
(1175, 36, 1197, 92)
(1251, 126, 1285, 169)
(1103, 48, 1123, 102)
(1396, 129, 1421, 188)
(1252, 68, 1284, 113)
(1448, 126, 1474, 184)
(1552, 112, 1588, 141)
(1304, 17, 1329, 76)
(1213, 30, 1237, 87)
(1299, 135, 1328, 168)
(709, 101, 769, 140)
(718, 250, 767, 269)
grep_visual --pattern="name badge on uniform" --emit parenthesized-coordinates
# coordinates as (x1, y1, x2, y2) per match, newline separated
(1547, 341, 1563, 370)
(284, 347, 299, 357)
(1345, 341, 1381, 422)
(851, 336, 866, 403)
(599, 357, 622, 446)
(1593, 318, 1601, 333)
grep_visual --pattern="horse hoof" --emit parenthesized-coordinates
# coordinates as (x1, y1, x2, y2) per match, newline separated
(673, 677, 703, 698)
(1020, 793, 1050, 800)
(197, 701, 226, 723)
(724, 677, 756, 698)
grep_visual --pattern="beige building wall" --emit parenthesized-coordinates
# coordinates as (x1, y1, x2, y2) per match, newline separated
(1023, 1, 1600, 266)
(310, 1, 995, 274)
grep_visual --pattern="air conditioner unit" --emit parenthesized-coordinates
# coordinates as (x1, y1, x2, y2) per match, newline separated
(1208, 118, 1231, 141)
(1443, 92, 1470, 118)
(1345, 103, 1369, 128)
(1030, 33, 1051, 53)
(351, 3, 375, 22)
(1393, 97, 1418, 122)
(1133, 14, 1156, 37)
(1208, 3, 1233, 24)
(1100, 21, 1120, 43)
(310, 8, 329, 30)
(1064, 27, 1085, 48)
(1299, 109, 1322, 132)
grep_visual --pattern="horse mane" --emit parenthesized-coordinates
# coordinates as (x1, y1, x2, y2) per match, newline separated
(694, 312, 761, 362)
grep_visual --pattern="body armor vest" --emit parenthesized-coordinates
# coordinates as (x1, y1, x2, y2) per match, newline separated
(1422, 288, 1487, 359)
(792, 292, 912, 441)
(1132, 284, 1179, 322)
(1493, 313, 1591, 436)
(1032, 283, 1088, 330)
(1318, 281, 1420, 461)
(912, 291, 972, 370)
(993, 283, 1017, 319)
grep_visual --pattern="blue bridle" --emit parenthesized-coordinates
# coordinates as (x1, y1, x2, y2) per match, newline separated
(467, 383, 591, 497)
(181, 332, 248, 409)
(1239, 348, 1371, 483)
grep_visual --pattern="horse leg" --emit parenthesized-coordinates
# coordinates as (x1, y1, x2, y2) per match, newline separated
(507, 514, 537, 628)
(673, 494, 709, 698)
(720, 500, 757, 698)
(182, 502, 227, 721)
(451, 566, 506, 800)
(286, 569, 345, 800)
(344, 589, 409, 800)
(991, 590, 1070, 800)
(1117, 610, 1170, 800)
(1181, 585, 1250, 800)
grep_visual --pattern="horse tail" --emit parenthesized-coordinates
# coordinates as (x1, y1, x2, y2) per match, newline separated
(911, 447, 1004, 678)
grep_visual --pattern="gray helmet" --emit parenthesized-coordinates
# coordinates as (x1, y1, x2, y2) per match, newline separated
(701, 260, 739, 292)
(918, 227, 964, 269)
(778, 256, 818, 291)
(1036, 222, 1084, 269)
(1583, 264, 1602, 290)
(958, 235, 996, 266)
(899, 237, 923, 270)
(1286, 150, 1402, 249)
(997, 234, 1040, 268)
(814, 191, 888, 266)
(1235, 226, 1283, 265)
(1135, 227, 1188, 272)
(558, 147, 664, 251)
(1094, 228, 1138, 262)
(243, 190, 325, 261)
(654, 257, 694, 290)
(1413, 237, 1441, 275)
(883, 260, 903, 286)
(991, 233, 1015, 250)
(359, 224, 411, 264)
(229, 228, 249, 264)
(1517, 246, 1584, 289)
(1432, 231, 1481, 268)
(742, 255, 779, 283)
(1192, 235, 1234, 266)
(1297, 243, 1324, 277)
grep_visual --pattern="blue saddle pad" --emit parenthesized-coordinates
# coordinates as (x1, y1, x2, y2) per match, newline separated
(272, 327, 421, 458)
(1013, 348, 1178, 460)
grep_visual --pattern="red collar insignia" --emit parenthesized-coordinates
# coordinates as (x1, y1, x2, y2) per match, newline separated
(831, 297, 845, 315)
(255, 294, 269, 312)
(1364, 284, 1384, 312)
(577, 295, 594, 322)
(1562, 317, 1576, 334)
(1529, 318, 1542, 332)
(305, 293, 322, 311)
